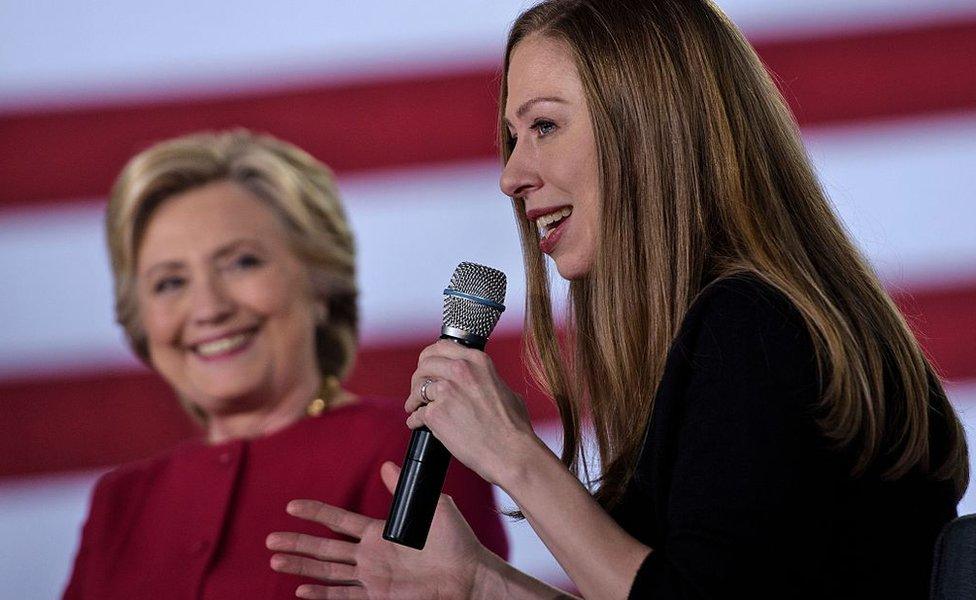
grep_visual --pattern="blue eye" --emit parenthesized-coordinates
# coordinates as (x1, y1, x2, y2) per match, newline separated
(153, 276, 185, 295)
(531, 119, 557, 137)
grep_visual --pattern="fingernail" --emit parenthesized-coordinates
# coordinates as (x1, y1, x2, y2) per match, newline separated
(266, 533, 280, 547)
(286, 502, 298, 514)
(270, 555, 285, 570)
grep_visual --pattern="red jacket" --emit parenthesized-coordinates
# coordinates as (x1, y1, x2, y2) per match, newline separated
(63, 397, 508, 599)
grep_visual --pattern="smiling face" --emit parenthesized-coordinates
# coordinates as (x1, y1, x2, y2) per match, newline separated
(135, 180, 322, 421)
(501, 34, 600, 280)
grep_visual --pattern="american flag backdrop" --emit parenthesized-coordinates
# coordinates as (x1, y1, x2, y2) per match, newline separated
(1, 1, 975, 596)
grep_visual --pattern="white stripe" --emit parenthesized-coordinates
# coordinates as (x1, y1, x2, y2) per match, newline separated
(806, 112, 976, 289)
(718, 0, 976, 39)
(0, 469, 108, 600)
(1, 113, 975, 380)
(2, 0, 975, 112)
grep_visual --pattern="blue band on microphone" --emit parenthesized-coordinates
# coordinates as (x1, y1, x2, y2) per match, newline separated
(443, 289, 506, 312)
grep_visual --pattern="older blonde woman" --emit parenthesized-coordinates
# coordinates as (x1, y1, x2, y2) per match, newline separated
(63, 130, 507, 599)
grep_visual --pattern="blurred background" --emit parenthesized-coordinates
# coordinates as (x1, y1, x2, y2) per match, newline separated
(1, 0, 975, 596)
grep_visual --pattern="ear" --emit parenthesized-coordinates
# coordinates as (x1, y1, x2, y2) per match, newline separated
(314, 300, 328, 325)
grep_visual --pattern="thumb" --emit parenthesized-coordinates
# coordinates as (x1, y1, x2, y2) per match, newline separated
(380, 461, 402, 495)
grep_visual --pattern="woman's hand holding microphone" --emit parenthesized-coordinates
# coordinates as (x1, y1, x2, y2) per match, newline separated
(405, 339, 547, 489)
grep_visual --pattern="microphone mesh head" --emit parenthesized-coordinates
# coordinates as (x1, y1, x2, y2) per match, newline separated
(442, 262, 506, 339)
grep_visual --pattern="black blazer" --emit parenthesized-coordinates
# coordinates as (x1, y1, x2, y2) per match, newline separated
(612, 275, 958, 599)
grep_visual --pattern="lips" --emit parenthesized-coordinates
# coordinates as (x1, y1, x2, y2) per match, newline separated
(526, 205, 573, 255)
(188, 327, 258, 360)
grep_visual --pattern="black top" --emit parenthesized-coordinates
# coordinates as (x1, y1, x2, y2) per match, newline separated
(613, 275, 958, 599)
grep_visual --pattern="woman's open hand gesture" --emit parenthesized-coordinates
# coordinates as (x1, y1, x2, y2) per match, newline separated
(267, 462, 491, 599)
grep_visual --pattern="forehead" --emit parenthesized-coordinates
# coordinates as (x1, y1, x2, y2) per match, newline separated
(137, 180, 288, 265)
(505, 34, 583, 112)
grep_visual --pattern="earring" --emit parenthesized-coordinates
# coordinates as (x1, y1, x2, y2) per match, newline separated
(306, 375, 340, 417)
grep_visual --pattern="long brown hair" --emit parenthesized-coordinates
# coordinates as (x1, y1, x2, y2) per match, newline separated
(500, 0, 968, 509)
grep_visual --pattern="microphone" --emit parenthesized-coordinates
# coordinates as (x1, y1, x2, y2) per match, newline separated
(383, 262, 507, 550)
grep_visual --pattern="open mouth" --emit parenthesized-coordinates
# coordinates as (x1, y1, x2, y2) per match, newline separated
(535, 206, 573, 241)
(191, 328, 258, 359)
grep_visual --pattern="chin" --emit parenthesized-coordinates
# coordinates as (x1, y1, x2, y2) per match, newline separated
(552, 255, 593, 281)
(180, 375, 265, 412)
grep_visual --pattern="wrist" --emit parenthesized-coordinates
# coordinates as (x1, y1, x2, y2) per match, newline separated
(470, 544, 512, 600)
(471, 544, 578, 600)
(496, 432, 556, 494)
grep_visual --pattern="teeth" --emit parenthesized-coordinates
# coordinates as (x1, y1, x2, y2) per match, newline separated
(534, 207, 572, 232)
(195, 333, 251, 357)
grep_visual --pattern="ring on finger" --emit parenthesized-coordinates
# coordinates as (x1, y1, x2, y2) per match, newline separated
(420, 378, 435, 404)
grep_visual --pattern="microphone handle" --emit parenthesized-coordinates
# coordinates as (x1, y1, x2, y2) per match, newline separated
(382, 334, 486, 549)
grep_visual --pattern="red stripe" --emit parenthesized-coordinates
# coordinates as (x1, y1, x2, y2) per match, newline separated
(892, 282, 976, 384)
(2, 19, 975, 208)
(757, 19, 976, 126)
(2, 280, 974, 479)
(0, 69, 501, 208)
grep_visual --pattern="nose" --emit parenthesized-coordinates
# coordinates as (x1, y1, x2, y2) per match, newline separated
(499, 142, 542, 200)
(189, 272, 234, 325)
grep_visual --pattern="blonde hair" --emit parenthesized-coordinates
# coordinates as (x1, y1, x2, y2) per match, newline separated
(107, 130, 358, 401)
(501, 0, 968, 508)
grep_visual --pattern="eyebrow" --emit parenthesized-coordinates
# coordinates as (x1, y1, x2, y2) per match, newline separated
(142, 260, 184, 280)
(141, 238, 265, 279)
(504, 96, 569, 127)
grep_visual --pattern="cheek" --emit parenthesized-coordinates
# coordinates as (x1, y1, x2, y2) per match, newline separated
(238, 274, 294, 316)
(578, 154, 601, 235)
(240, 272, 315, 330)
(139, 299, 182, 347)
